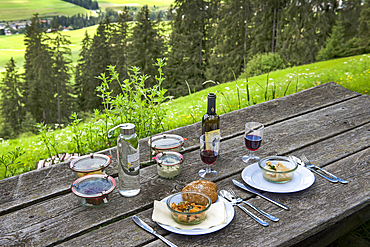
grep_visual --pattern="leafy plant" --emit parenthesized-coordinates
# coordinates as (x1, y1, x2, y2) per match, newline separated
(68, 112, 86, 154)
(0, 147, 25, 178)
(35, 122, 60, 163)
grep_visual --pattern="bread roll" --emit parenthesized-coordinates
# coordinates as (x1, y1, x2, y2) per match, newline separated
(182, 180, 218, 204)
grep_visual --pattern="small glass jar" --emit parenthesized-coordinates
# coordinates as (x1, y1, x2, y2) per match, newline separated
(149, 134, 186, 155)
(71, 174, 116, 207)
(258, 156, 298, 183)
(69, 154, 111, 178)
(153, 151, 183, 179)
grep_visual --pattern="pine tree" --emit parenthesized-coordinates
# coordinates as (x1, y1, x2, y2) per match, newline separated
(165, 0, 220, 97)
(128, 5, 164, 87)
(354, 0, 370, 54)
(207, 0, 253, 83)
(248, 0, 289, 60)
(277, 0, 315, 65)
(317, 14, 347, 61)
(0, 58, 24, 138)
(50, 30, 75, 124)
(85, 17, 113, 110)
(110, 6, 132, 90)
(75, 30, 93, 110)
(23, 14, 55, 124)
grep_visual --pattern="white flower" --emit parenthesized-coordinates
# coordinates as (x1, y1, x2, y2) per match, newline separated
(225, 87, 230, 90)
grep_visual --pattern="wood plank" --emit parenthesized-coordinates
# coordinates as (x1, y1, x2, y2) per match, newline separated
(56, 148, 370, 247)
(1, 97, 369, 246)
(0, 83, 361, 216)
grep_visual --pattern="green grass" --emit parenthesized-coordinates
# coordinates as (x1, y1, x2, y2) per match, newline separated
(0, 0, 92, 21)
(1, 53, 369, 179)
(0, 0, 174, 22)
(0, 25, 99, 72)
(162, 54, 370, 131)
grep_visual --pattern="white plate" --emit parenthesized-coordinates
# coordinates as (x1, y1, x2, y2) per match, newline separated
(156, 196, 234, 235)
(241, 163, 315, 193)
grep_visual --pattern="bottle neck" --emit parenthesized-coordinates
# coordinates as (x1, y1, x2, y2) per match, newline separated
(207, 97, 216, 115)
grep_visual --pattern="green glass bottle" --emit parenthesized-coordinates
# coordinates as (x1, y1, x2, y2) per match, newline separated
(202, 93, 220, 141)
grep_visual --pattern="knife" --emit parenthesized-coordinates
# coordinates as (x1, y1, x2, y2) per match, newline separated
(232, 179, 290, 211)
(132, 216, 178, 247)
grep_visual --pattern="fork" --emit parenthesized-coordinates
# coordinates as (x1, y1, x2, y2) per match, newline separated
(228, 189, 279, 222)
(301, 155, 348, 184)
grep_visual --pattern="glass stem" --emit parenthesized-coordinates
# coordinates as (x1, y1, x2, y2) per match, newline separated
(205, 166, 211, 173)
(249, 150, 255, 159)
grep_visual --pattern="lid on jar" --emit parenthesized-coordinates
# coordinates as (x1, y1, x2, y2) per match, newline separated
(153, 151, 183, 166)
(119, 123, 135, 135)
(70, 154, 111, 173)
(71, 174, 116, 198)
(149, 134, 185, 150)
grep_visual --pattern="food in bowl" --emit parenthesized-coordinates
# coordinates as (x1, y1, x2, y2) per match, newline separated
(71, 174, 116, 207)
(258, 156, 298, 183)
(166, 191, 211, 225)
(153, 151, 183, 179)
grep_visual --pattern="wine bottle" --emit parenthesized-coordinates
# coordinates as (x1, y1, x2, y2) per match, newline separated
(202, 93, 220, 142)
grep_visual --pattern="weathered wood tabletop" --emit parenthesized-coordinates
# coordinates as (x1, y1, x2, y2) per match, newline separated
(1, 82, 369, 247)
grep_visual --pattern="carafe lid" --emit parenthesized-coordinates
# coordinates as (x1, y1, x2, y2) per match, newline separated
(119, 123, 135, 135)
(108, 123, 136, 137)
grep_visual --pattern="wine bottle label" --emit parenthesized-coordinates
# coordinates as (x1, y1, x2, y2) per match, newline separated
(205, 129, 221, 149)
(127, 150, 140, 170)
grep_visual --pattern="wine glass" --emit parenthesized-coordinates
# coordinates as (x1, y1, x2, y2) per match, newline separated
(242, 122, 264, 164)
(199, 134, 220, 179)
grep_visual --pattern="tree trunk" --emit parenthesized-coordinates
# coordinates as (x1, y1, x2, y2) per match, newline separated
(244, 4, 250, 71)
(57, 77, 61, 125)
(272, 7, 276, 53)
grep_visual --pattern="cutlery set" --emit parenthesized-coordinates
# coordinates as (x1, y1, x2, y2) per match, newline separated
(299, 155, 348, 184)
(132, 155, 347, 244)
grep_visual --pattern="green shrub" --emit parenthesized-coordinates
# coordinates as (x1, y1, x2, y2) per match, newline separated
(245, 53, 286, 77)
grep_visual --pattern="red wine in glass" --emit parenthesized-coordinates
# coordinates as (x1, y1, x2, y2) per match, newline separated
(245, 135, 262, 151)
(242, 122, 264, 164)
(200, 150, 218, 165)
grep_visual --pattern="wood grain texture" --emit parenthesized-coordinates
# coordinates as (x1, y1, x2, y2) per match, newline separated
(56, 148, 370, 247)
(0, 83, 368, 247)
(1, 83, 358, 216)
(0, 94, 369, 246)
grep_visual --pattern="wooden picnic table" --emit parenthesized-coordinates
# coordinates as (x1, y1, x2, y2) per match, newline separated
(1, 82, 369, 247)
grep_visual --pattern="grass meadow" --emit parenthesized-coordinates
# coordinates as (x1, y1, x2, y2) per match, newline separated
(0, 0, 91, 21)
(0, 25, 99, 72)
(0, 0, 173, 21)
